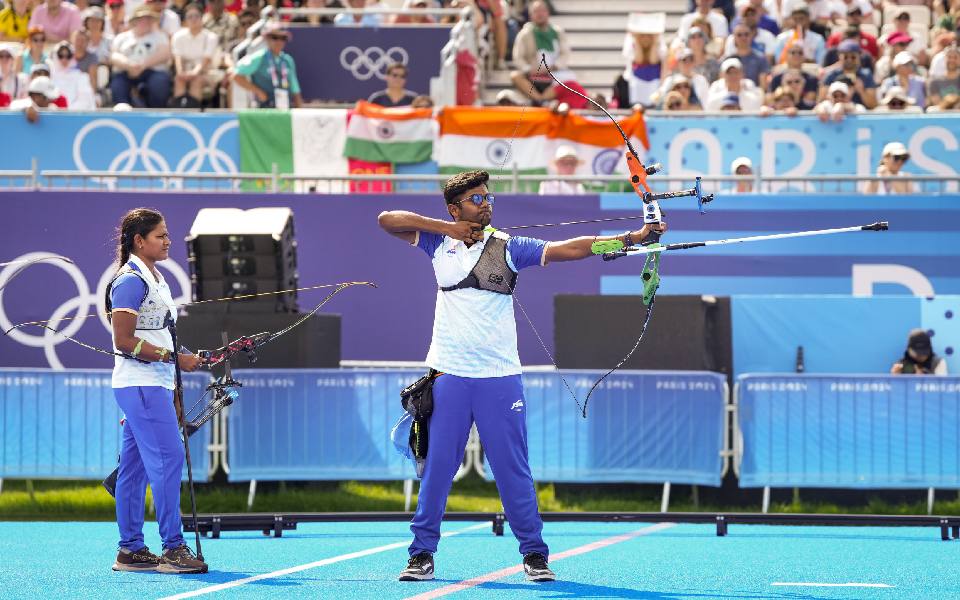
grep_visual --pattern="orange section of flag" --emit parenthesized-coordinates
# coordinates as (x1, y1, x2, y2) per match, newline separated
(438, 106, 555, 137)
(353, 100, 434, 121)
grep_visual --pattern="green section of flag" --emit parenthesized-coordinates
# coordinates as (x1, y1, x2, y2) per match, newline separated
(239, 110, 294, 191)
(343, 138, 433, 165)
(438, 166, 548, 194)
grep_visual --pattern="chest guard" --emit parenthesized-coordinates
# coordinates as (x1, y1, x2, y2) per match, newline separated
(439, 230, 517, 296)
(104, 265, 169, 331)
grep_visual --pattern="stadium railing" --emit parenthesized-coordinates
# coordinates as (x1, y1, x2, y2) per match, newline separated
(735, 373, 960, 515)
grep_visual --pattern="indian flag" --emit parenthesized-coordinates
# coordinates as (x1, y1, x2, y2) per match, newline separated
(436, 106, 649, 192)
(239, 109, 349, 192)
(342, 101, 434, 164)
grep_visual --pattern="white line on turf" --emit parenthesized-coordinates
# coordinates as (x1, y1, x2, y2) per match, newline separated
(772, 583, 894, 588)
(403, 522, 677, 600)
(157, 522, 490, 600)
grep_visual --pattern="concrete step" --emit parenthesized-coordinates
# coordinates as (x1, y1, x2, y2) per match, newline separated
(552, 13, 683, 33)
(552, 0, 685, 13)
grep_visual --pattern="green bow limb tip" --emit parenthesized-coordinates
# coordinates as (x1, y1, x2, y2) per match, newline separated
(591, 239, 624, 254)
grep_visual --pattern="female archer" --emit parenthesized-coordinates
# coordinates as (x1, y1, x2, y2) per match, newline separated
(107, 208, 206, 574)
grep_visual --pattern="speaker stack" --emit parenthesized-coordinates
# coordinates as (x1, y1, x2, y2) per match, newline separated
(186, 207, 298, 312)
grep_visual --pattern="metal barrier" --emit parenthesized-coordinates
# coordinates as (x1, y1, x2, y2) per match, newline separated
(0, 368, 213, 482)
(736, 374, 960, 513)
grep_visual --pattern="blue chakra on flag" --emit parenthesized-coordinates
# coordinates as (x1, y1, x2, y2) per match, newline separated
(592, 148, 620, 175)
(486, 139, 511, 166)
(377, 121, 396, 140)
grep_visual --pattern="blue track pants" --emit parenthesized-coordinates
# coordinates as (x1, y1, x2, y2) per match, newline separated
(113, 386, 185, 551)
(409, 374, 548, 557)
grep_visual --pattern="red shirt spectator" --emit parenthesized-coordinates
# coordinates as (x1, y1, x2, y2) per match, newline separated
(826, 6, 878, 59)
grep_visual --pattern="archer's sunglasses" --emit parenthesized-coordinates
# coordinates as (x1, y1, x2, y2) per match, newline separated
(455, 193, 495, 207)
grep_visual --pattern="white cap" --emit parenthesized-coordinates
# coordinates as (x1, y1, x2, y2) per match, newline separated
(730, 156, 753, 173)
(113, 102, 133, 112)
(627, 12, 666, 34)
(892, 51, 915, 68)
(881, 141, 909, 158)
(27, 76, 59, 99)
(828, 80, 850, 96)
(554, 144, 581, 161)
(0, 42, 19, 57)
(721, 57, 743, 72)
(880, 86, 915, 105)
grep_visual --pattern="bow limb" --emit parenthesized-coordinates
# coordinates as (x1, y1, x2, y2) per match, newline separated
(0, 255, 75, 293)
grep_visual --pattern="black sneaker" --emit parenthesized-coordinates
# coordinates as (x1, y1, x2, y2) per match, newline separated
(398, 552, 434, 581)
(157, 544, 208, 574)
(112, 546, 161, 572)
(523, 552, 555, 582)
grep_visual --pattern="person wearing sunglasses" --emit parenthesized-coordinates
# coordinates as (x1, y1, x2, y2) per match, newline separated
(233, 21, 302, 108)
(368, 62, 418, 107)
(0, 0, 33, 43)
(49, 40, 96, 108)
(865, 141, 914, 195)
(16, 25, 48, 75)
(0, 43, 29, 106)
(379, 169, 666, 584)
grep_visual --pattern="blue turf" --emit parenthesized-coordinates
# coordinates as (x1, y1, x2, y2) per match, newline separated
(0, 520, 954, 599)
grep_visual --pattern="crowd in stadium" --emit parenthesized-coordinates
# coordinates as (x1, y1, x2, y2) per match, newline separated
(0, 0, 957, 115)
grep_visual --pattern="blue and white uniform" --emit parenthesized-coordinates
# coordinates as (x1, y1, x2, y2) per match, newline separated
(110, 255, 185, 552)
(409, 229, 550, 558)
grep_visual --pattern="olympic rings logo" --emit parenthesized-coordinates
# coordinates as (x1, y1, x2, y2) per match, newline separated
(72, 118, 239, 190)
(0, 252, 191, 370)
(339, 46, 409, 81)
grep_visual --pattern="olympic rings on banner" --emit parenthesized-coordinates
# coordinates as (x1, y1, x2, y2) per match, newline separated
(339, 46, 409, 81)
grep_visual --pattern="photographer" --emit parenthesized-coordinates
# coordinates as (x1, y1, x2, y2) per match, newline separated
(891, 329, 948, 375)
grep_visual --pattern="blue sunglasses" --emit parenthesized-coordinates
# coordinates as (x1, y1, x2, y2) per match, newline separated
(457, 193, 495, 207)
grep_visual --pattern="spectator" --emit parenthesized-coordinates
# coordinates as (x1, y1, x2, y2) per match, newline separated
(806, 0, 843, 34)
(876, 85, 923, 111)
(769, 58, 819, 108)
(16, 26, 48, 74)
(706, 57, 763, 110)
(146, 0, 181, 37)
(110, 6, 172, 108)
(9, 75, 59, 122)
(865, 141, 913, 194)
(236, 9, 258, 44)
(509, 1, 584, 107)
(49, 40, 96, 108)
(539, 145, 585, 195)
(613, 12, 664, 108)
(815, 80, 865, 121)
(822, 39, 877, 108)
(760, 84, 801, 114)
(474, 0, 508, 67)
(685, 26, 720, 83)
(773, 4, 826, 65)
(880, 51, 926, 107)
(494, 88, 524, 106)
(203, 0, 238, 55)
(0, 0, 32, 43)
(105, 0, 128, 37)
(171, 3, 217, 108)
(930, 92, 960, 111)
(725, 1, 776, 57)
(170, 0, 191, 21)
(723, 22, 770, 87)
(880, 9, 928, 66)
(334, 0, 383, 27)
(657, 48, 709, 106)
(82, 7, 112, 62)
(27, 62, 68, 107)
(662, 90, 690, 110)
(730, 0, 780, 37)
(927, 45, 960, 105)
(874, 31, 913, 81)
(927, 32, 957, 77)
(826, 6, 879, 59)
(890, 329, 947, 375)
(391, 0, 436, 24)
(0, 43, 28, 106)
(233, 22, 302, 108)
(28, 0, 82, 44)
(822, 26, 876, 72)
(728, 156, 755, 192)
(678, 0, 729, 41)
(70, 28, 100, 99)
(367, 62, 417, 107)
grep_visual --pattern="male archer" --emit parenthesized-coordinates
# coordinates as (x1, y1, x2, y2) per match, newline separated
(378, 169, 666, 582)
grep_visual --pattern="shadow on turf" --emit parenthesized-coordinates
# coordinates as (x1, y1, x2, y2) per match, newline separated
(471, 580, 844, 600)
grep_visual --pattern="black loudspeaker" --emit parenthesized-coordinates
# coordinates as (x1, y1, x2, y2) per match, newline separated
(185, 208, 298, 312)
(177, 304, 340, 368)
(554, 295, 733, 379)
